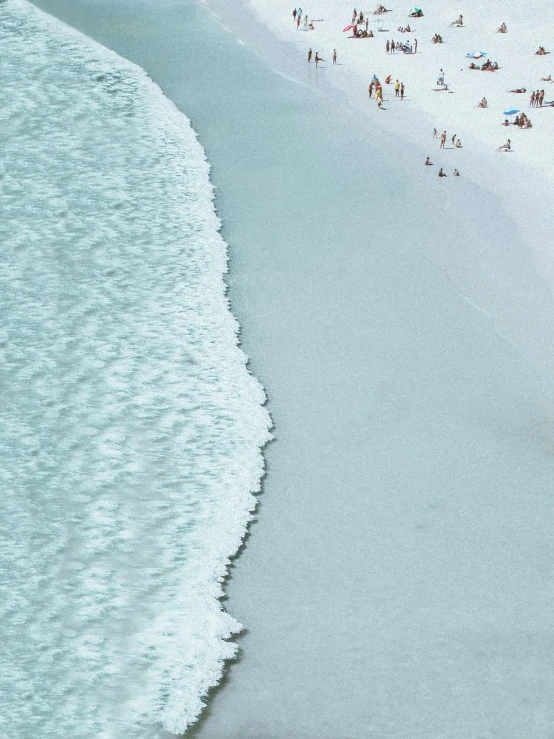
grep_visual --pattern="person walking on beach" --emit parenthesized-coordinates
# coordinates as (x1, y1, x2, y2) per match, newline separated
(297, 14, 301, 29)
(395, 79, 400, 96)
(400, 82, 405, 100)
(293, 8, 297, 23)
(440, 130, 447, 148)
(414, 38, 418, 53)
(333, 49, 337, 64)
(433, 128, 438, 138)
(386, 40, 390, 53)
(307, 48, 312, 63)
(451, 133, 456, 146)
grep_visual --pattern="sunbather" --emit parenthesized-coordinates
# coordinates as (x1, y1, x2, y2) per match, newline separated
(497, 139, 511, 151)
(508, 88, 526, 93)
(541, 75, 553, 82)
(438, 168, 447, 177)
(425, 157, 433, 165)
(455, 139, 462, 148)
(536, 47, 549, 55)
(449, 15, 463, 27)
(478, 97, 488, 107)
(496, 22, 507, 33)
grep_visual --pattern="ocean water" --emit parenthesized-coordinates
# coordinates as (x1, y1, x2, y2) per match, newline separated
(0, 1, 270, 736)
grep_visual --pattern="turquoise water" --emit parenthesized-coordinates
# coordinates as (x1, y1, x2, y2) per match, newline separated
(0, 1, 269, 736)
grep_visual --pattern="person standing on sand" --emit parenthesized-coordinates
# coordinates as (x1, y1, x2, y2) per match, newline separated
(433, 128, 438, 138)
(414, 38, 418, 53)
(395, 79, 400, 96)
(440, 131, 447, 148)
(293, 8, 297, 23)
(451, 134, 456, 146)
(307, 48, 312, 62)
(540, 89, 545, 106)
(333, 49, 337, 64)
(297, 14, 301, 29)
(386, 40, 390, 52)
(400, 82, 405, 99)
(530, 91, 535, 107)
(390, 38, 395, 53)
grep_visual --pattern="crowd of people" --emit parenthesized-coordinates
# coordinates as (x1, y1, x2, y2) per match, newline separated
(291, 5, 551, 164)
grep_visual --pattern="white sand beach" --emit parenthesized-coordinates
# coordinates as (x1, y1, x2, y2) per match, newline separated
(27, 0, 554, 737)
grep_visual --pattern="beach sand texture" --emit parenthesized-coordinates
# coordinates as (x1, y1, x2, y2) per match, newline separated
(25, 0, 554, 737)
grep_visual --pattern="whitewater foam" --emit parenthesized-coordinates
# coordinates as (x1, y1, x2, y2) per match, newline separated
(0, 1, 270, 736)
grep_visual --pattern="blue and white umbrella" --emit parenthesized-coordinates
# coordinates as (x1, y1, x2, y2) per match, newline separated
(503, 109, 519, 116)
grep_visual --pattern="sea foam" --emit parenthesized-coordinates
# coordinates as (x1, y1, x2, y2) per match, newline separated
(0, 1, 271, 736)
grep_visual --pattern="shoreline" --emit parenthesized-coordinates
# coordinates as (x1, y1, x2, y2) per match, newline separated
(28, 1, 554, 737)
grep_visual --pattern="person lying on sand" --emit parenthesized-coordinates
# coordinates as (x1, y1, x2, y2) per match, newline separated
(425, 157, 433, 165)
(438, 168, 447, 177)
(536, 47, 550, 55)
(541, 75, 553, 82)
(449, 15, 463, 27)
(508, 88, 526, 93)
(496, 22, 507, 33)
(497, 139, 511, 151)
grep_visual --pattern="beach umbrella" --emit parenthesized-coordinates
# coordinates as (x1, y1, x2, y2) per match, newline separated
(467, 51, 486, 58)
(503, 109, 519, 116)
(409, 6, 421, 13)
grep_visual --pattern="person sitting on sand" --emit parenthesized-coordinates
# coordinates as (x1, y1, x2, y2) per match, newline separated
(438, 168, 447, 177)
(425, 157, 433, 165)
(503, 118, 510, 126)
(524, 118, 532, 128)
(541, 75, 553, 82)
(497, 138, 511, 151)
(385, 75, 392, 84)
(453, 169, 460, 176)
(432, 33, 443, 44)
(455, 139, 462, 148)
(478, 97, 488, 107)
(449, 14, 463, 27)
(536, 47, 549, 55)
(496, 22, 507, 33)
